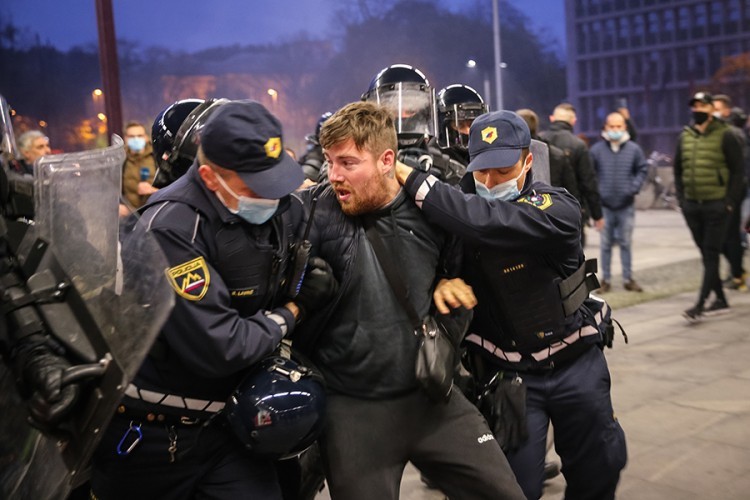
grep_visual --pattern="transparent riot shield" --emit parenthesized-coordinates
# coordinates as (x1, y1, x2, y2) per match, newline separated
(0, 94, 19, 164)
(530, 139, 550, 185)
(0, 137, 174, 499)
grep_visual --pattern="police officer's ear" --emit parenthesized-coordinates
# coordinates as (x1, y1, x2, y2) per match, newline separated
(198, 164, 221, 192)
(524, 151, 534, 171)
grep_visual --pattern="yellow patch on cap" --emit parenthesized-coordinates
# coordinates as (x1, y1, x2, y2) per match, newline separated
(481, 126, 498, 144)
(264, 137, 282, 159)
(166, 256, 210, 301)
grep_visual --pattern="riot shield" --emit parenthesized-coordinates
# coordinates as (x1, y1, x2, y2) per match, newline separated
(0, 94, 19, 164)
(0, 137, 174, 499)
(530, 139, 550, 185)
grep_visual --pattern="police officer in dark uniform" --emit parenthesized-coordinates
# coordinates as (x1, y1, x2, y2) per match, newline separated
(362, 64, 466, 185)
(90, 100, 338, 500)
(395, 110, 627, 500)
(436, 84, 488, 167)
(299, 111, 332, 182)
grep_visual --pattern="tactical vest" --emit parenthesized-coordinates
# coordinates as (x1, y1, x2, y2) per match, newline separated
(474, 249, 596, 354)
(680, 121, 730, 201)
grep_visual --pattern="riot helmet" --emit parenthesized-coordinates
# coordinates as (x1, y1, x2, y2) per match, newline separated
(437, 84, 488, 150)
(151, 98, 228, 186)
(305, 111, 333, 147)
(362, 64, 437, 147)
(224, 355, 326, 459)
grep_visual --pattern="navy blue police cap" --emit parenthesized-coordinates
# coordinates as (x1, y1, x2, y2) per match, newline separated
(467, 110, 531, 171)
(200, 100, 304, 199)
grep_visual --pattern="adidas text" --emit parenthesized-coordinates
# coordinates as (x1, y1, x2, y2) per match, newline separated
(477, 433, 495, 444)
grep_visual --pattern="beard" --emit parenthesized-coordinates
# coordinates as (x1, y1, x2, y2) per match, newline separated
(334, 172, 392, 216)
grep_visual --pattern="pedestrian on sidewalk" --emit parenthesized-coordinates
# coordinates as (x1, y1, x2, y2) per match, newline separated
(591, 111, 648, 293)
(674, 92, 746, 322)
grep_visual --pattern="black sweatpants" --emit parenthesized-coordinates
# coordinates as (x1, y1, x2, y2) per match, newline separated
(682, 199, 730, 305)
(319, 388, 525, 500)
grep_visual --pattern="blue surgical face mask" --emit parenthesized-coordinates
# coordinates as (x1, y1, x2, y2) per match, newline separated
(473, 163, 528, 201)
(214, 173, 279, 225)
(606, 130, 625, 142)
(127, 137, 147, 153)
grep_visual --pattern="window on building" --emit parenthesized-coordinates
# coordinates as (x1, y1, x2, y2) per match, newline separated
(744, 0, 750, 31)
(646, 12, 659, 45)
(579, 61, 589, 91)
(591, 20, 602, 52)
(727, 0, 740, 34)
(604, 19, 616, 51)
(693, 45, 708, 80)
(577, 23, 589, 54)
(677, 7, 690, 41)
(661, 50, 674, 85)
(602, 0, 613, 13)
(633, 14, 645, 48)
(709, 44, 723, 78)
(661, 9, 675, 43)
(618, 58, 629, 87)
(591, 59, 602, 90)
(693, 3, 707, 38)
(604, 58, 614, 88)
(589, 0, 600, 16)
(575, 0, 586, 17)
(618, 17, 630, 46)
(709, 2, 723, 36)
(676, 47, 690, 80)
(631, 54, 643, 86)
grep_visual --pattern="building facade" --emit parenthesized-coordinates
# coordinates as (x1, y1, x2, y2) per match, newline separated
(565, 0, 750, 155)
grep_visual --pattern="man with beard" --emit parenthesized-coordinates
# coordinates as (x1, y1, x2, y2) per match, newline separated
(293, 101, 524, 500)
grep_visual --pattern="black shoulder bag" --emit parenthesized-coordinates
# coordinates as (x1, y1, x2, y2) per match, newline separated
(362, 218, 463, 403)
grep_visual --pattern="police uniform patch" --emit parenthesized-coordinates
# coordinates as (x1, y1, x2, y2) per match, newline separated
(481, 126, 498, 144)
(166, 257, 210, 301)
(264, 137, 282, 159)
(517, 193, 553, 210)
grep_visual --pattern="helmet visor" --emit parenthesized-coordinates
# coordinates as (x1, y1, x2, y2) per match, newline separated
(366, 82, 436, 138)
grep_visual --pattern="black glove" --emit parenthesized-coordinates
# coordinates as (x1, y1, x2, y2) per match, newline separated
(397, 148, 432, 172)
(14, 336, 80, 427)
(294, 257, 339, 321)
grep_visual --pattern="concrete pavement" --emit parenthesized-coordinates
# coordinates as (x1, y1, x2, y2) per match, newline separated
(316, 208, 750, 499)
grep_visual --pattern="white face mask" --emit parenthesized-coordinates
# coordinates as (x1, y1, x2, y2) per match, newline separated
(214, 173, 279, 225)
(473, 163, 529, 201)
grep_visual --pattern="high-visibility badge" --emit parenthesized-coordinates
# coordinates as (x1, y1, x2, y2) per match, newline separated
(264, 137, 282, 159)
(166, 257, 210, 301)
(517, 193, 553, 210)
(481, 126, 498, 144)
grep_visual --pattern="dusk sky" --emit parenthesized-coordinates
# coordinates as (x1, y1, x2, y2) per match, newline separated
(3, 0, 566, 54)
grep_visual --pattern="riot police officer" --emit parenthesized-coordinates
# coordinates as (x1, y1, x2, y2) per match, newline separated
(436, 84, 488, 167)
(299, 111, 332, 182)
(395, 110, 627, 500)
(90, 100, 338, 500)
(362, 64, 465, 184)
(151, 98, 229, 188)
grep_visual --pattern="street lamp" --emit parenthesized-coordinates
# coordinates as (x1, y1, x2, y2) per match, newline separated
(97, 113, 107, 122)
(466, 59, 493, 110)
(267, 88, 278, 106)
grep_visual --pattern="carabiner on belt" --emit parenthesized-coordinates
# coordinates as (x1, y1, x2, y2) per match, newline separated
(116, 421, 143, 456)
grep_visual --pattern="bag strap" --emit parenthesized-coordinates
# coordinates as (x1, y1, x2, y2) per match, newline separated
(361, 216, 422, 329)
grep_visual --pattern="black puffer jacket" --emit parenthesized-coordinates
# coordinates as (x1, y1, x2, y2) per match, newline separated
(541, 121, 602, 220)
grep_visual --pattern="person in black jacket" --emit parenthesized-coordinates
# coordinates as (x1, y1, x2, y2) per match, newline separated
(517, 108, 579, 200)
(90, 100, 338, 500)
(541, 103, 604, 247)
(294, 101, 524, 500)
(395, 110, 626, 500)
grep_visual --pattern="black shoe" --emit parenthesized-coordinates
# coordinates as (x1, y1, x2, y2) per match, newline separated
(704, 299, 730, 316)
(683, 304, 703, 323)
(544, 461, 561, 480)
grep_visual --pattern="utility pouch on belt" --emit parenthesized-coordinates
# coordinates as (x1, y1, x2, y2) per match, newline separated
(477, 372, 528, 453)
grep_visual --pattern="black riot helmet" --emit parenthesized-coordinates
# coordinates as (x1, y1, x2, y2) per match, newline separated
(151, 98, 229, 187)
(361, 64, 438, 147)
(437, 84, 488, 150)
(305, 111, 333, 147)
(224, 355, 326, 459)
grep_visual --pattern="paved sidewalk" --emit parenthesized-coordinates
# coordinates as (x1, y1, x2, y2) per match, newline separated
(316, 209, 750, 499)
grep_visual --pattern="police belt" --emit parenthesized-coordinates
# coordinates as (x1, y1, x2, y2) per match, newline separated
(465, 322, 600, 364)
(120, 383, 225, 424)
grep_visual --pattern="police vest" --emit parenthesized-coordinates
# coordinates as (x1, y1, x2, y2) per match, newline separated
(474, 250, 598, 354)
